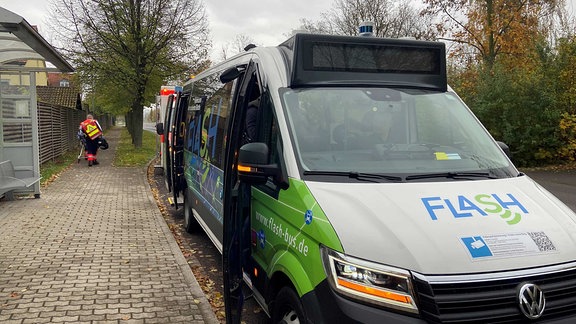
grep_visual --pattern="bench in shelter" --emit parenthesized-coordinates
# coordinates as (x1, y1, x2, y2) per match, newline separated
(0, 160, 41, 200)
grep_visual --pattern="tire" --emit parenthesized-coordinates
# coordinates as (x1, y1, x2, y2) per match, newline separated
(272, 286, 306, 324)
(183, 193, 199, 233)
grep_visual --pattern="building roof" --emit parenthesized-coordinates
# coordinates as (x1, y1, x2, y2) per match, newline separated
(0, 7, 74, 72)
(36, 86, 82, 110)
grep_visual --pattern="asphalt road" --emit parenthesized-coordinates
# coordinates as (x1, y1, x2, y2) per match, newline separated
(524, 169, 576, 211)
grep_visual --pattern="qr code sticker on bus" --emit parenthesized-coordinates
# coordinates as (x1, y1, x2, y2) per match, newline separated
(528, 231, 556, 252)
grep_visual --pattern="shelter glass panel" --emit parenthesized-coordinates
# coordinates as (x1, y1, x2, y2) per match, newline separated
(0, 71, 33, 144)
(1, 72, 31, 95)
(2, 98, 31, 118)
(3, 122, 33, 143)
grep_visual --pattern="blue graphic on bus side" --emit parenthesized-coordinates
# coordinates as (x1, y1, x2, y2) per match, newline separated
(186, 101, 224, 224)
(305, 210, 313, 225)
(258, 229, 266, 249)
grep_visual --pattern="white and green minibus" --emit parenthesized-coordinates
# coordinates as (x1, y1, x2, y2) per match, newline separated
(168, 33, 576, 323)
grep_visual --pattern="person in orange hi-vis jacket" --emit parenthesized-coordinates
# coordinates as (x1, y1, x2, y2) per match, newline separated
(79, 114, 103, 166)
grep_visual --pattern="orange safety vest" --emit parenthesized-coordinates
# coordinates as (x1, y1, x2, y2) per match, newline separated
(80, 119, 102, 140)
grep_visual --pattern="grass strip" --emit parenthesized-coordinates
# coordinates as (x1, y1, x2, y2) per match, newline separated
(113, 128, 158, 167)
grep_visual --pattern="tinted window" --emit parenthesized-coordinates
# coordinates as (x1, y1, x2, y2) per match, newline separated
(307, 42, 441, 74)
(189, 74, 234, 169)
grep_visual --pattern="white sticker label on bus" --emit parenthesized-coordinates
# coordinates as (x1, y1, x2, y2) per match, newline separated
(460, 232, 556, 259)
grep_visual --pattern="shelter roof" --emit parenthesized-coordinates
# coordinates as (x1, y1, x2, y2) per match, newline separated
(0, 7, 73, 72)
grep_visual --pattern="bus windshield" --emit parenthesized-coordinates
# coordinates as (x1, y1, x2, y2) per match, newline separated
(281, 87, 517, 181)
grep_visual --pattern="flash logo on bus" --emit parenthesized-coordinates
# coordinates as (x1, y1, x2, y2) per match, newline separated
(421, 193, 528, 225)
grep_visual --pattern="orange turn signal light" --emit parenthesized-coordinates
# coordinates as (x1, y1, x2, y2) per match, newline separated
(237, 165, 253, 172)
(337, 278, 412, 304)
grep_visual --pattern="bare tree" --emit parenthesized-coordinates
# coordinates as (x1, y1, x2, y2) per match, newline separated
(296, 0, 436, 40)
(219, 34, 257, 62)
(293, 18, 332, 35)
(48, 0, 211, 147)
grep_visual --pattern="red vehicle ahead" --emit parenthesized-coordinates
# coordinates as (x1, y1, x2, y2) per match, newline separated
(155, 85, 185, 206)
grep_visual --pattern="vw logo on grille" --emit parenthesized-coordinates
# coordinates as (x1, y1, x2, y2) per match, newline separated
(517, 283, 546, 320)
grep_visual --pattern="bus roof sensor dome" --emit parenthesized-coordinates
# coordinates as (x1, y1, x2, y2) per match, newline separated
(359, 21, 374, 36)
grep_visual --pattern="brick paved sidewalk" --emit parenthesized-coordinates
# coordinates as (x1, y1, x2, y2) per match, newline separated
(0, 127, 219, 324)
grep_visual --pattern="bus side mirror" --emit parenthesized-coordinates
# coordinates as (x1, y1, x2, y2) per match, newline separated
(237, 142, 279, 185)
(156, 122, 164, 135)
(220, 67, 242, 83)
(497, 141, 511, 159)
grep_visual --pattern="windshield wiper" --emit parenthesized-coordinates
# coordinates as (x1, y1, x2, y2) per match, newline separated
(303, 171, 403, 182)
(405, 171, 499, 181)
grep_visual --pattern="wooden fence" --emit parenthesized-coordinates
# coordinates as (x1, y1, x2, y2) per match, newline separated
(37, 102, 112, 164)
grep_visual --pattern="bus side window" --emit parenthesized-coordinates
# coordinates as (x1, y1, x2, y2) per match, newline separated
(186, 107, 201, 154)
(189, 75, 235, 166)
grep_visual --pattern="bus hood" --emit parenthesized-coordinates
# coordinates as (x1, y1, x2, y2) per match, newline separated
(306, 176, 576, 274)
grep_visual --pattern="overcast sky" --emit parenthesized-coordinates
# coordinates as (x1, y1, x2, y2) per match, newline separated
(0, 0, 332, 62)
(1, 0, 576, 63)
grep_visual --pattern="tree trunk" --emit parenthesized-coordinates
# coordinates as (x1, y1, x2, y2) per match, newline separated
(126, 110, 134, 138)
(485, 0, 495, 72)
(131, 104, 144, 148)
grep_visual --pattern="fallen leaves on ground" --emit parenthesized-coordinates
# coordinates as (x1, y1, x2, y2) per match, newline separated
(191, 265, 226, 322)
(147, 161, 226, 323)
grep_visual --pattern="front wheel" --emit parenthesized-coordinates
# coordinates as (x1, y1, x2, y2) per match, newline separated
(183, 193, 199, 233)
(272, 286, 306, 324)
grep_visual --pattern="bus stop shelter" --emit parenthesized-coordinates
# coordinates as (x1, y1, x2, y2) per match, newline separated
(0, 7, 74, 198)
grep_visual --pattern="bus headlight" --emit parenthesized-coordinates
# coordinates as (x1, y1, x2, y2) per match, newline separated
(321, 246, 418, 313)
